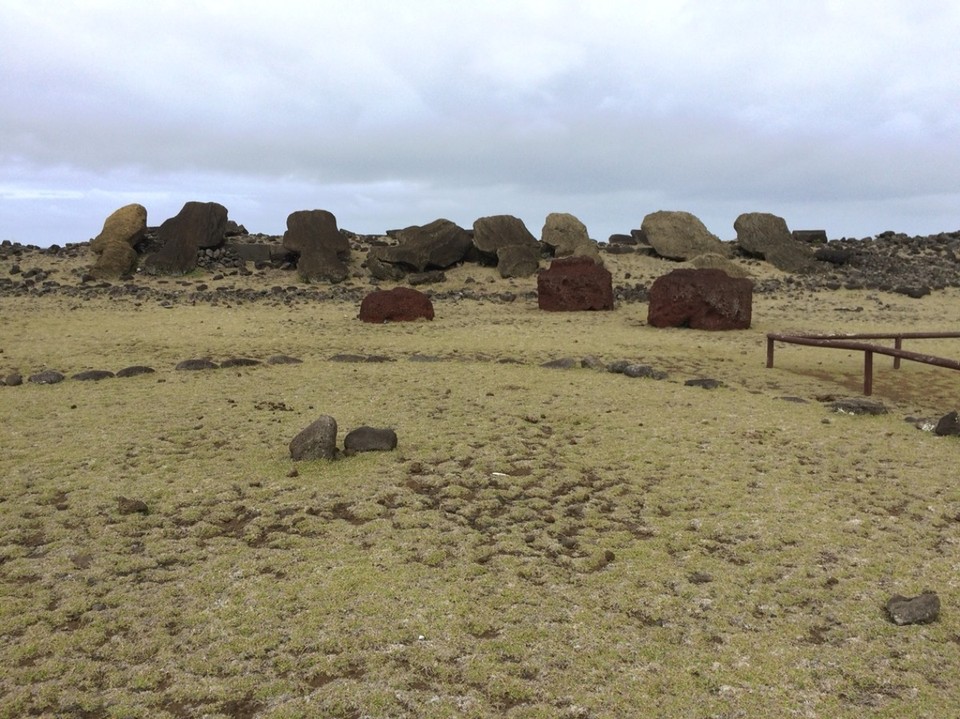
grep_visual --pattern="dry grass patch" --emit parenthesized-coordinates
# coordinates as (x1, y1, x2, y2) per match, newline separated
(2, 290, 960, 718)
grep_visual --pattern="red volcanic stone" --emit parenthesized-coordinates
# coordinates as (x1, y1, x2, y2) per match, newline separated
(359, 287, 435, 323)
(647, 268, 752, 330)
(537, 256, 614, 311)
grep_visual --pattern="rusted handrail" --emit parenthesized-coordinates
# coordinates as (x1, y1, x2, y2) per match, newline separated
(766, 331, 960, 396)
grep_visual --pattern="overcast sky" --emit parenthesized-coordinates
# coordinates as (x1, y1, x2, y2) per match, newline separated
(2, 1, 959, 247)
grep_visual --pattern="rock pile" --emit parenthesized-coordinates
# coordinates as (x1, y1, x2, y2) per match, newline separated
(289, 415, 398, 460)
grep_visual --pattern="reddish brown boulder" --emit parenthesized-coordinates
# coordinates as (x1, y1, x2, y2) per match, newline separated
(537, 256, 614, 311)
(647, 268, 752, 330)
(359, 287, 435, 323)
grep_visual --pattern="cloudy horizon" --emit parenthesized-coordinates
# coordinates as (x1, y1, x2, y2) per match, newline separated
(2, 1, 959, 247)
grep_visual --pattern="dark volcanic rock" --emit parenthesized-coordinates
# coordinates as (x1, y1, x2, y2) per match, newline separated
(289, 415, 338, 461)
(647, 268, 752, 330)
(472, 215, 539, 263)
(934, 410, 960, 436)
(117, 496, 149, 515)
(359, 287, 434, 323)
(623, 364, 668, 380)
(283, 210, 351, 283)
(734, 212, 815, 272)
(343, 426, 398, 452)
(29, 370, 65, 384)
(220, 357, 261, 368)
(72, 369, 115, 381)
(142, 202, 228, 275)
(886, 591, 940, 625)
(685, 378, 722, 389)
(115, 365, 156, 378)
(537, 256, 614, 311)
(367, 219, 472, 278)
(4, 372, 23, 386)
(828, 397, 887, 415)
(175, 358, 219, 371)
(266, 355, 303, 365)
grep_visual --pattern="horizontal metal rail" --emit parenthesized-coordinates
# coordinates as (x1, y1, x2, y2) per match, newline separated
(766, 331, 960, 396)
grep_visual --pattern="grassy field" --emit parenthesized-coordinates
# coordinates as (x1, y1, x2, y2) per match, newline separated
(2, 267, 960, 718)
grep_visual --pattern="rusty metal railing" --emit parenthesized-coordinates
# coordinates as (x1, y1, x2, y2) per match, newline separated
(766, 332, 960, 396)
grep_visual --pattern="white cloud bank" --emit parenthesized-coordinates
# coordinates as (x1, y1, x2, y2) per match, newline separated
(2, 0, 959, 246)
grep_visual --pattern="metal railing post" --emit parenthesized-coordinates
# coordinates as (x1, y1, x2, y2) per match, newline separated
(864, 350, 873, 396)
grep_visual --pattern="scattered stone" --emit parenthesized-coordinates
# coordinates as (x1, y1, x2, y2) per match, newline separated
(289, 415, 338, 461)
(934, 410, 960, 436)
(4, 372, 23, 386)
(606, 360, 633, 374)
(116, 496, 148, 515)
(793, 230, 828, 244)
(220, 357, 261, 368)
(359, 287, 434, 323)
(647, 268, 753, 330)
(115, 365, 156, 378)
(893, 285, 931, 299)
(266, 355, 303, 365)
(28, 370, 65, 384)
(685, 378, 722, 389)
(175, 358, 219, 371)
(886, 591, 940, 625)
(343, 426, 398, 452)
(72, 369, 115, 381)
(329, 353, 394, 363)
(142, 201, 228, 275)
(828, 397, 888, 415)
(688, 571, 714, 584)
(580, 355, 606, 370)
(734, 212, 815, 272)
(641, 210, 727, 261)
(623, 364, 668, 380)
(407, 270, 446, 286)
(542, 357, 578, 369)
(537, 256, 614, 311)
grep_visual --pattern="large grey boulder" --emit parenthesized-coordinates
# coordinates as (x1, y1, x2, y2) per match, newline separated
(734, 212, 815, 272)
(541, 212, 599, 260)
(641, 210, 727, 261)
(142, 201, 228, 275)
(497, 244, 541, 278)
(289, 415, 338, 460)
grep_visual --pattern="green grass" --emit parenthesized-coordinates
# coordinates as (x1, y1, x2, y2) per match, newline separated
(2, 291, 960, 718)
